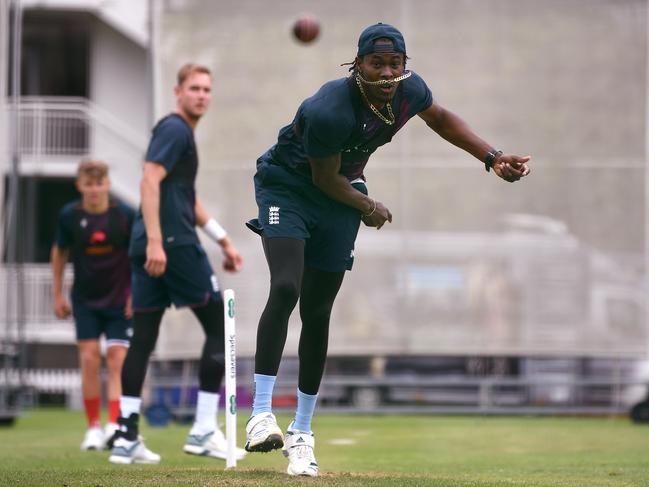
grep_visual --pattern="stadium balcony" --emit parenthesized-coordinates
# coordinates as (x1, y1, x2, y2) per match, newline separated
(13, 96, 143, 205)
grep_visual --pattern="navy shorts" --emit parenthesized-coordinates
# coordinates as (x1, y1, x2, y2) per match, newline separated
(131, 244, 221, 311)
(247, 161, 367, 272)
(72, 299, 132, 346)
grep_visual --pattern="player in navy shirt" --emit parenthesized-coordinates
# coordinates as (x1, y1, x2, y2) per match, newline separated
(245, 23, 532, 476)
(51, 160, 135, 451)
(110, 63, 246, 465)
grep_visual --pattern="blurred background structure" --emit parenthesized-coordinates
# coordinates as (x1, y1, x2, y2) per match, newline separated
(1, 0, 648, 420)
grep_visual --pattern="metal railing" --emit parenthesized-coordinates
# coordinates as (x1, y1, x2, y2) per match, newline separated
(11, 96, 145, 203)
(18, 98, 89, 156)
(112, 370, 649, 416)
(312, 375, 649, 415)
(0, 264, 75, 343)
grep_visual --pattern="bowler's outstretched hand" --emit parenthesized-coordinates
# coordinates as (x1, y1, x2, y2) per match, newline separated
(493, 154, 531, 182)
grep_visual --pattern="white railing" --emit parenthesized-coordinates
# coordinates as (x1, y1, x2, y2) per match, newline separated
(0, 264, 75, 343)
(0, 368, 80, 393)
(12, 96, 146, 204)
(18, 97, 88, 156)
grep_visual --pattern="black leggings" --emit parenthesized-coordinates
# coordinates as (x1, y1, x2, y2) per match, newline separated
(255, 237, 345, 395)
(121, 298, 226, 397)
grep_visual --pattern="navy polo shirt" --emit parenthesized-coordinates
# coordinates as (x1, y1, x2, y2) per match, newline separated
(260, 70, 433, 181)
(129, 113, 200, 256)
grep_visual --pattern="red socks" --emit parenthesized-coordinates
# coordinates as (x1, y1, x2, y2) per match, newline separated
(83, 397, 101, 428)
(84, 397, 122, 426)
(108, 399, 120, 424)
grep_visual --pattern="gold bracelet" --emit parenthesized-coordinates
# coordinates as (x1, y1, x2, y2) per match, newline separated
(363, 198, 376, 217)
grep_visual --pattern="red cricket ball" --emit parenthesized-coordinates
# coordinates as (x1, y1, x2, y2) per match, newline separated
(293, 15, 320, 44)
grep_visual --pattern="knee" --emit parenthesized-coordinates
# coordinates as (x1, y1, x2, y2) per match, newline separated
(300, 301, 333, 325)
(79, 348, 101, 371)
(270, 277, 300, 306)
(203, 336, 225, 364)
(106, 346, 127, 372)
(200, 337, 225, 385)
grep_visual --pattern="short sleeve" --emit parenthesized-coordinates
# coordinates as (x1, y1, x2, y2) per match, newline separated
(145, 118, 189, 173)
(55, 204, 74, 249)
(404, 71, 433, 117)
(301, 107, 353, 159)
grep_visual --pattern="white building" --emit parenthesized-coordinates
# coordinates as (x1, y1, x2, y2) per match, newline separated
(0, 0, 150, 344)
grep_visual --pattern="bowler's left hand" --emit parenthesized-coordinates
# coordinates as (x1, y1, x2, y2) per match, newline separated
(493, 154, 531, 182)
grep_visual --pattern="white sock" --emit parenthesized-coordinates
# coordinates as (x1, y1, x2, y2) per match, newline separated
(190, 391, 219, 435)
(120, 396, 142, 418)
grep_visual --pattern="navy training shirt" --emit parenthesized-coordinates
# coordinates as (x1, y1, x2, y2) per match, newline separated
(56, 200, 135, 308)
(129, 113, 200, 256)
(259, 70, 433, 181)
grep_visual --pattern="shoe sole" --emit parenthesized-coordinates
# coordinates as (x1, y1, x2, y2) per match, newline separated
(183, 444, 209, 455)
(287, 465, 318, 477)
(109, 455, 160, 465)
(183, 445, 245, 461)
(183, 445, 228, 460)
(245, 433, 284, 453)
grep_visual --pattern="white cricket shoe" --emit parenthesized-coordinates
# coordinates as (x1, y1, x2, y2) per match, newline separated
(245, 412, 283, 452)
(283, 423, 318, 477)
(183, 428, 247, 460)
(109, 436, 161, 464)
(80, 426, 105, 451)
(103, 423, 119, 449)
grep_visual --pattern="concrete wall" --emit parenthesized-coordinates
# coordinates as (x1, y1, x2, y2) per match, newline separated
(89, 18, 149, 201)
(90, 19, 149, 141)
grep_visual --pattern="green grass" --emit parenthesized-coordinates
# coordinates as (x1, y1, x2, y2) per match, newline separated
(1, 409, 648, 486)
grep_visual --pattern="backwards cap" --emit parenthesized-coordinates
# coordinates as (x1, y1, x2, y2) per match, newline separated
(357, 22, 406, 56)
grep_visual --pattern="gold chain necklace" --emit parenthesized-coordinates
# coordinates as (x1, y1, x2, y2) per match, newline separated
(355, 74, 395, 126)
(357, 70, 412, 86)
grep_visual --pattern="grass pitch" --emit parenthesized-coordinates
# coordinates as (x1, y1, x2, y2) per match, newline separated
(0, 409, 647, 486)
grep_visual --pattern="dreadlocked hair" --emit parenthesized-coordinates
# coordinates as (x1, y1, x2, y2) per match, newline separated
(341, 59, 359, 73)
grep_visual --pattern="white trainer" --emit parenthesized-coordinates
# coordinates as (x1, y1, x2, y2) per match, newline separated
(245, 412, 283, 452)
(183, 428, 247, 460)
(80, 426, 105, 451)
(103, 423, 119, 450)
(282, 423, 318, 477)
(109, 436, 161, 464)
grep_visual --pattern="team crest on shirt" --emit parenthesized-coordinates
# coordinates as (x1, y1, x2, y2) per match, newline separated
(80, 218, 87, 228)
(89, 230, 107, 244)
(269, 206, 280, 225)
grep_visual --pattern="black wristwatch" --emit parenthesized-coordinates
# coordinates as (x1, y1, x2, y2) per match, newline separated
(484, 150, 503, 172)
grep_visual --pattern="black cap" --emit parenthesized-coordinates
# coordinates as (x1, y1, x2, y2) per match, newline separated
(357, 23, 406, 56)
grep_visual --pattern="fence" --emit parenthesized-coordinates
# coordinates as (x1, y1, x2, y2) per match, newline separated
(0, 264, 74, 343)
